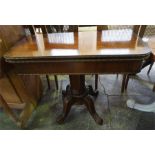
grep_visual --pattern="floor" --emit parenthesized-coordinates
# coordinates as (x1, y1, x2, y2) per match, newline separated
(0, 65, 155, 130)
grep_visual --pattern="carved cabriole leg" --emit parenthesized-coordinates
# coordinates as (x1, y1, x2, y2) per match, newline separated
(57, 75, 103, 125)
(56, 97, 73, 124)
(83, 95, 103, 125)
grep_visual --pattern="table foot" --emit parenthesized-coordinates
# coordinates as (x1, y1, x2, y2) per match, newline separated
(57, 97, 73, 124)
(83, 96, 103, 125)
(88, 85, 99, 97)
(57, 83, 103, 125)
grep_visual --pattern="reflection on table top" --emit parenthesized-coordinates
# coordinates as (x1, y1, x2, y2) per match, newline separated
(4, 29, 151, 60)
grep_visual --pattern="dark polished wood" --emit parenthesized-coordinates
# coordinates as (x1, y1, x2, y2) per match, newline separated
(153, 84, 155, 92)
(121, 74, 127, 93)
(95, 74, 98, 90)
(25, 26, 61, 90)
(54, 75, 58, 90)
(147, 61, 154, 75)
(3, 29, 151, 126)
(122, 34, 155, 92)
(124, 74, 130, 90)
(0, 58, 5, 78)
(46, 75, 51, 89)
(57, 75, 102, 125)
(120, 25, 148, 92)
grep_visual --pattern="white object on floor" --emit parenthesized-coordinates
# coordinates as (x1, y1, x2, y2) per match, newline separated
(127, 99, 155, 113)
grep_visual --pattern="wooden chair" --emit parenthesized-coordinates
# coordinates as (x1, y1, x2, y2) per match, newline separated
(147, 60, 154, 75)
(28, 25, 99, 90)
(78, 25, 98, 90)
(66, 25, 151, 93)
(78, 25, 109, 90)
(23, 25, 59, 90)
(121, 25, 155, 93)
(24, 25, 81, 90)
(0, 26, 43, 128)
(147, 37, 155, 91)
(95, 25, 149, 93)
(0, 26, 43, 109)
(0, 94, 19, 123)
(147, 37, 155, 75)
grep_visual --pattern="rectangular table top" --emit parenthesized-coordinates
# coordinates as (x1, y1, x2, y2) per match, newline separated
(4, 29, 151, 62)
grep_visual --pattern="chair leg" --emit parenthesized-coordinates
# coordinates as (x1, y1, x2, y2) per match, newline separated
(46, 75, 51, 89)
(121, 74, 127, 93)
(95, 74, 98, 90)
(147, 62, 154, 75)
(54, 75, 58, 90)
(153, 84, 155, 92)
(124, 74, 130, 90)
(0, 94, 19, 123)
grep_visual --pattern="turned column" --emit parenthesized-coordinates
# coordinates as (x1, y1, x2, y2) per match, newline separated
(69, 75, 85, 95)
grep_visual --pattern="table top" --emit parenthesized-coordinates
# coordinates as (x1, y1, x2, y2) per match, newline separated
(4, 29, 151, 62)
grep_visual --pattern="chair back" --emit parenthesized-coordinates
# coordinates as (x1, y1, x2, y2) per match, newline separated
(0, 26, 25, 77)
(23, 25, 78, 35)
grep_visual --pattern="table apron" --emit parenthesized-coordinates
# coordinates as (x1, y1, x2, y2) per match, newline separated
(6, 59, 144, 75)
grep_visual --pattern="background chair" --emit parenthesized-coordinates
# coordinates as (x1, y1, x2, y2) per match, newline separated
(78, 25, 109, 90)
(95, 25, 141, 92)
(24, 25, 80, 90)
(95, 25, 152, 93)
(121, 25, 155, 92)
(121, 25, 147, 93)
(29, 25, 101, 90)
(23, 25, 60, 90)
(95, 26, 109, 90)
(0, 25, 42, 109)
(147, 36, 155, 75)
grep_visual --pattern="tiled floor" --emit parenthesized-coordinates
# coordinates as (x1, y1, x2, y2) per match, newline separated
(0, 65, 155, 130)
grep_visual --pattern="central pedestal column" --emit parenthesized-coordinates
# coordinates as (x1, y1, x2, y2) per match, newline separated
(57, 75, 103, 125)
